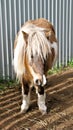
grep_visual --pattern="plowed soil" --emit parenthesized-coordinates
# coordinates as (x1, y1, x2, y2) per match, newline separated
(0, 69, 73, 130)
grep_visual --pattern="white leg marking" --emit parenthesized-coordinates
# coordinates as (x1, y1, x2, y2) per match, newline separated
(38, 93, 47, 114)
(21, 92, 30, 113)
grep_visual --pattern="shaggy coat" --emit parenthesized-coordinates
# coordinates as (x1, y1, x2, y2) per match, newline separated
(13, 18, 58, 114)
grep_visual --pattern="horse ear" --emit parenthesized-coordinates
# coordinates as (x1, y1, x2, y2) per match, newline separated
(22, 31, 28, 41)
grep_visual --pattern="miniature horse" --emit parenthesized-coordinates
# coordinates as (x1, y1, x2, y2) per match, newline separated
(13, 18, 58, 114)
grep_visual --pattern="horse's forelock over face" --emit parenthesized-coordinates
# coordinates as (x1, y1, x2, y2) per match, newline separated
(22, 27, 50, 86)
(30, 55, 44, 75)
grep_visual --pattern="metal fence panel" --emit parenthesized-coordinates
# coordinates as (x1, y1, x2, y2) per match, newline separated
(0, 0, 73, 79)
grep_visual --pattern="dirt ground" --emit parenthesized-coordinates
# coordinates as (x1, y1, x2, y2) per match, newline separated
(0, 69, 73, 130)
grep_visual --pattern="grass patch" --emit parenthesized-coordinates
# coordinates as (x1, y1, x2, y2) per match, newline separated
(0, 78, 19, 92)
(48, 66, 64, 75)
(67, 59, 73, 67)
(48, 59, 73, 75)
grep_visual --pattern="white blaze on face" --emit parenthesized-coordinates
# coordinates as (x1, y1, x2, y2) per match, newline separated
(29, 67, 46, 86)
(42, 75, 46, 86)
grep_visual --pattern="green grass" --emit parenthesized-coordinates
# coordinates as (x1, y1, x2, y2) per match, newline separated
(0, 78, 19, 92)
(48, 59, 73, 75)
(67, 59, 73, 67)
(48, 66, 63, 75)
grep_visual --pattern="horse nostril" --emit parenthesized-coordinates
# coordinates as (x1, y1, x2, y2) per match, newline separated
(35, 79, 41, 86)
(36, 79, 39, 84)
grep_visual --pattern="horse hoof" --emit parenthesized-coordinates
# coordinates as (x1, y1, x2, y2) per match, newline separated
(40, 109, 47, 115)
(39, 105, 47, 115)
(21, 104, 29, 113)
(41, 110, 47, 115)
(20, 109, 27, 113)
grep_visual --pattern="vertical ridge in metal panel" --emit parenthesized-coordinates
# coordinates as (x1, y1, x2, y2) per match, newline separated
(23, 0, 26, 23)
(4, 0, 9, 77)
(18, 0, 21, 28)
(58, 0, 61, 66)
(14, 0, 17, 34)
(36, 0, 38, 19)
(54, 0, 58, 67)
(40, 0, 42, 18)
(28, 0, 30, 20)
(65, 0, 69, 65)
(69, 0, 72, 61)
(62, 0, 65, 65)
(0, 0, 5, 78)
(48, 0, 50, 21)
(51, 0, 54, 24)
(55, 0, 58, 37)
(32, 0, 34, 20)
(9, 0, 14, 79)
(44, 0, 46, 18)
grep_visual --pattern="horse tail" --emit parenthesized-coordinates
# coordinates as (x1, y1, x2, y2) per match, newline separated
(13, 31, 27, 80)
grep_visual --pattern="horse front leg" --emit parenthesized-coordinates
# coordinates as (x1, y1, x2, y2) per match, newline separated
(21, 79, 30, 113)
(36, 83, 47, 115)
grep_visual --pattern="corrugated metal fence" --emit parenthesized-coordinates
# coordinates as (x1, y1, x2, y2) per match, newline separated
(0, 0, 73, 79)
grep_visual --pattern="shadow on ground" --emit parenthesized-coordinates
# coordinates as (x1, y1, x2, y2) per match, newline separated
(0, 69, 73, 130)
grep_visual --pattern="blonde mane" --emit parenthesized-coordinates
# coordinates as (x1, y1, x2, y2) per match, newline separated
(14, 23, 52, 79)
(21, 24, 51, 63)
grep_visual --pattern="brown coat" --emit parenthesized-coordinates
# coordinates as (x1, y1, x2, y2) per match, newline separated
(25, 18, 57, 43)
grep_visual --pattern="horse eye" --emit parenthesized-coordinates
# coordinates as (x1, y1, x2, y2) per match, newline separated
(47, 36, 49, 40)
(31, 55, 33, 59)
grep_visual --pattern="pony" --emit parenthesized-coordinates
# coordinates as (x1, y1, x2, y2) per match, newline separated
(13, 18, 58, 114)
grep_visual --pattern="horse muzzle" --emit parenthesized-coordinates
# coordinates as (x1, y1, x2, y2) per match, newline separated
(34, 74, 47, 86)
